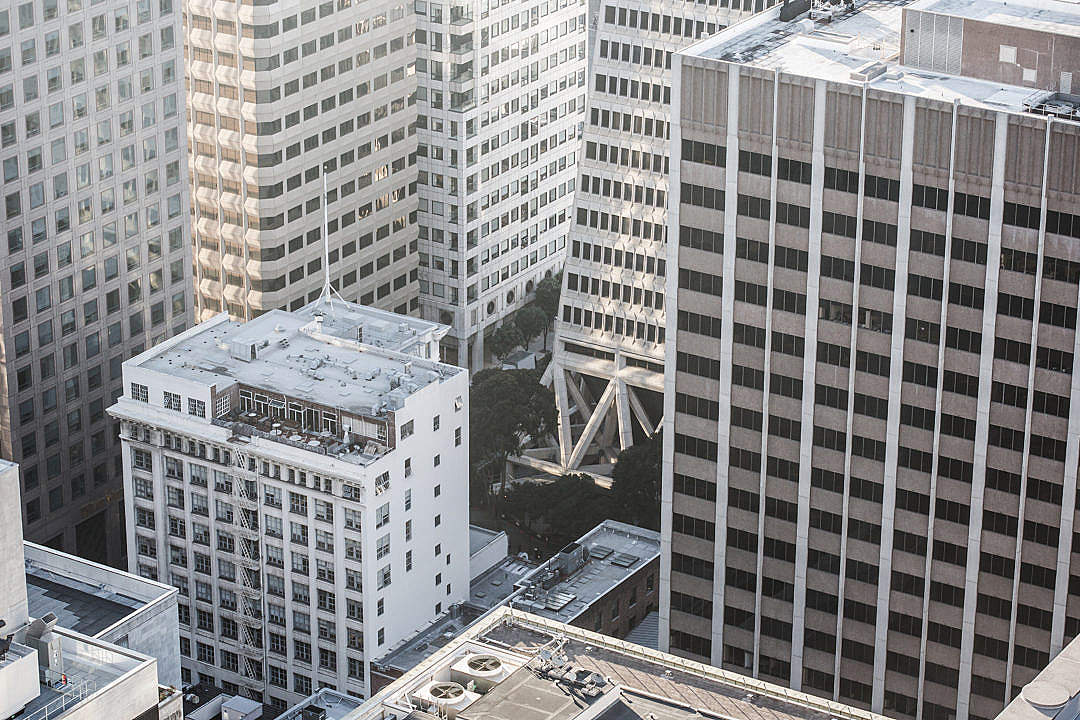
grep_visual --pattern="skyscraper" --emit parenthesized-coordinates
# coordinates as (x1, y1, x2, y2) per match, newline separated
(663, 2, 1080, 720)
(545, 0, 758, 468)
(413, 0, 587, 369)
(183, 0, 421, 322)
(0, 0, 192, 565)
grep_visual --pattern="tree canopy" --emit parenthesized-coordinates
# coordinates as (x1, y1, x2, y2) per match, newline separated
(513, 305, 548, 348)
(535, 273, 562, 321)
(499, 434, 662, 547)
(503, 474, 611, 548)
(469, 368, 557, 498)
(487, 323, 524, 363)
(608, 433, 661, 531)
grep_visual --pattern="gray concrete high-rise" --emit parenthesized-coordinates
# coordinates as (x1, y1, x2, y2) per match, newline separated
(413, 0, 586, 369)
(663, 2, 1080, 720)
(0, 0, 193, 565)
(543, 0, 759, 469)
(183, 0, 421, 322)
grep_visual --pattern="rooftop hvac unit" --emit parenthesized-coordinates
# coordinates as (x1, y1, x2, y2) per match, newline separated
(450, 653, 515, 693)
(301, 706, 327, 720)
(410, 681, 479, 719)
(230, 339, 259, 362)
(558, 542, 588, 576)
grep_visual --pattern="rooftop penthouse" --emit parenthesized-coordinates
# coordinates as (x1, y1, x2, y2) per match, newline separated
(117, 300, 462, 467)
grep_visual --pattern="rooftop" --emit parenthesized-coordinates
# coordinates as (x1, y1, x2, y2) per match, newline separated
(15, 627, 156, 720)
(908, 0, 1080, 36)
(376, 556, 536, 673)
(470, 526, 505, 556)
(23, 542, 173, 637)
(996, 632, 1080, 720)
(276, 688, 366, 720)
(340, 607, 889, 720)
(134, 301, 459, 418)
(511, 521, 660, 624)
(24, 575, 136, 636)
(686, 0, 1064, 113)
(123, 301, 463, 466)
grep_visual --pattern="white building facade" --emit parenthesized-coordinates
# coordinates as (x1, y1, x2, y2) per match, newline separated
(414, 0, 586, 368)
(109, 301, 470, 709)
(183, 0, 421, 321)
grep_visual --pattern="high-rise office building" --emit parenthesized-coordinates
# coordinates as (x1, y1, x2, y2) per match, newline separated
(109, 300, 470, 707)
(183, 0, 421, 322)
(0, 0, 192, 565)
(413, 0, 586, 369)
(545, 0, 757, 468)
(663, 3, 1080, 720)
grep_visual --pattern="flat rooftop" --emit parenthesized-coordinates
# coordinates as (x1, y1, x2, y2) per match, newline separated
(512, 521, 660, 624)
(16, 628, 152, 720)
(687, 0, 1059, 113)
(278, 689, 366, 720)
(135, 303, 461, 419)
(909, 0, 1080, 36)
(470, 526, 504, 556)
(995, 632, 1080, 720)
(377, 557, 536, 673)
(25, 574, 138, 636)
(293, 300, 449, 352)
(24, 542, 173, 638)
(347, 607, 888, 720)
(471, 557, 536, 608)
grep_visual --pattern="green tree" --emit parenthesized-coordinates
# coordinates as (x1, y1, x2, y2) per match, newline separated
(470, 369, 558, 502)
(486, 322, 524, 364)
(534, 273, 562, 348)
(608, 433, 661, 530)
(513, 305, 548, 351)
(503, 474, 610, 548)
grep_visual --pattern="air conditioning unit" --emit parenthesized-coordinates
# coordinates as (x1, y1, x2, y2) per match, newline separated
(410, 681, 479, 718)
(450, 653, 514, 693)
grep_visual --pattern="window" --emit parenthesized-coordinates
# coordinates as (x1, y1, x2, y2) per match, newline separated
(163, 390, 181, 410)
(131, 383, 148, 402)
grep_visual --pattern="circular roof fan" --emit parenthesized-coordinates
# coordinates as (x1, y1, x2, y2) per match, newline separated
(429, 682, 466, 700)
(467, 655, 503, 673)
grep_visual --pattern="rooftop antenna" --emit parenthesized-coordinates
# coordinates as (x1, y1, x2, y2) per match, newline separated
(312, 162, 347, 316)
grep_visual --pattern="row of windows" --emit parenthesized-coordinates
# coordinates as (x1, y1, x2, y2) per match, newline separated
(567, 272, 663, 310)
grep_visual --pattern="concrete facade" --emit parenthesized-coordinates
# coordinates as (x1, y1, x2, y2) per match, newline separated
(0, 460, 29, 630)
(184, 0, 421, 322)
(663, 3, 1080, 720)
(0, 458, 183, 720)
(0, 0, 193, 567)
(414, 0, 585, 369)
(543, 0, 762, 469)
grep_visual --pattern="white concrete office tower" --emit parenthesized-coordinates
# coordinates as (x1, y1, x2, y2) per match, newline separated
(184, 0, 421, 322)
(0, 459, 186, 720)
(544, 0, 759, 469)
(664, 1, 1080, 719)
(413, 0, 586, 369)
(109, 300, 470, 709)
(0, 0, 193, 565)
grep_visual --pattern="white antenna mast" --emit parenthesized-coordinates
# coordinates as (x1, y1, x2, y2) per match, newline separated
(313, 164, 346, 314)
